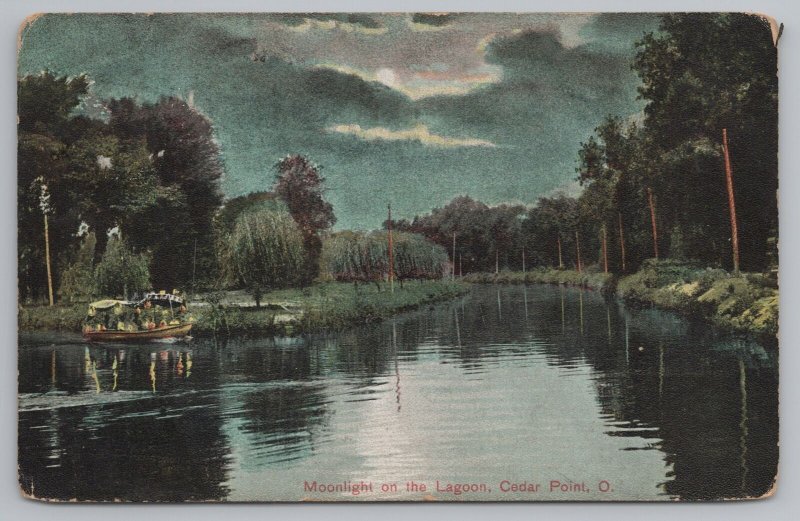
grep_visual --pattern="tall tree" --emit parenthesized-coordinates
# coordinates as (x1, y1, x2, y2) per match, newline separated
(634, 13, 778, 271)
(273, 155, 336, 283)
(109, 97, 225, 289)
(18, 72, 89, 301)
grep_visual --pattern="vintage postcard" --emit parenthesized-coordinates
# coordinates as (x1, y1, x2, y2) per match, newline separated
(17, 13, 778, 502)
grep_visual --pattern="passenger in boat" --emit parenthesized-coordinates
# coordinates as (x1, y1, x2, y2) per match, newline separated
(132, 307, 144, 330)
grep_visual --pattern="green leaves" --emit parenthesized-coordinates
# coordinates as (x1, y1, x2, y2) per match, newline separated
(93, 234, 151, 299)
(322, 231, 447, 282)
(220, 207, 305, 303)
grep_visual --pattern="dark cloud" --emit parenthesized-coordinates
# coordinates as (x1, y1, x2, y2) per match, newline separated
(579, 13, 660, 54)
(411, 13, 458, 27)
(18, 13, 648, 230)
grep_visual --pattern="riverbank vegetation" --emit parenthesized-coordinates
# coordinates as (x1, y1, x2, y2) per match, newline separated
(463, 269, 612, 292)
(463, 259, 778, 337)
(19, 280, 468, 336)
(196, 279, 466, 335)
(616, 260, 778, 336)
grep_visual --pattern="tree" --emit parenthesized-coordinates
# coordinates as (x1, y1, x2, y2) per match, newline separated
(633, 13, 778, 271)
(64, 131, 158, 263)
(220, 207, 305, 307)
(18, 72, 89, 302)
(94, 233, 151, 299)
(58, 232, 97, 303)
(273, 155, 336, 283)
(523, 195, 580, 268)
(322, 230, 447, 284)
(18, 71, 89, 134)
(108, 97, 225, 290)
(18, 76, 226, 301)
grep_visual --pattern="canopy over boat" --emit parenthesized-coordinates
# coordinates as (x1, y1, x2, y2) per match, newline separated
(90, 299, 136, 310)
(140, 291, 185, 307)
(87, 299, 136, 315)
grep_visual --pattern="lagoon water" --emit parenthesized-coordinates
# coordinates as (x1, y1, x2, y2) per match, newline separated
(18, 285, 778, 501)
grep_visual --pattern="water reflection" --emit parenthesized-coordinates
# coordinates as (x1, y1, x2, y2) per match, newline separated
(18, 285, 777, 501)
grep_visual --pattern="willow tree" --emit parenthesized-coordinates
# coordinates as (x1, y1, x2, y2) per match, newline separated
(322, 231, 447, 285)
(221, 208, 305, 307)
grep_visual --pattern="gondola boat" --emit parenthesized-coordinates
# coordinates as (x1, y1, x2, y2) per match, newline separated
(82, 291, 193, 342)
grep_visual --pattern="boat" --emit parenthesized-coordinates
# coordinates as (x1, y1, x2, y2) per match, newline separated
(83, 291, 194, 342)
(83, 322, 193, 342)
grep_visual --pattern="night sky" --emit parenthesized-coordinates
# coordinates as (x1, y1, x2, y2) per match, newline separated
(18, 13, 658, 229)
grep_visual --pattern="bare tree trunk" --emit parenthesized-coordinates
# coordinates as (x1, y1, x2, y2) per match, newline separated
(602, 224, 608, 274)
(575, 230, 582, 274)
(388, 204, 395, 292)
(452, 231, 456, 281)
(722, 128, 741, 274)
(557, 235, 563, 269)
(43, 214, 54, 306)
(522, 246, 526, 274)
(647, 187, 659, 259)
(618, 212, 627, 272)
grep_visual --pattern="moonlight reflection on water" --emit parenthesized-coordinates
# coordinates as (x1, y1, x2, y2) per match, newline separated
(18, 285, 777, 501)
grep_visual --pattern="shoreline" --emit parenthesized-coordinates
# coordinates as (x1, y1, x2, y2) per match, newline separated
(462, 260, 778, 339)
(18, 260, 778, 340)
(18, 280, 470, 337)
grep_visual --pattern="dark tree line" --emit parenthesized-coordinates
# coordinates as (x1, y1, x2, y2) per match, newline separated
(19, 72, 224, 302)
(392, 14, 778, 275)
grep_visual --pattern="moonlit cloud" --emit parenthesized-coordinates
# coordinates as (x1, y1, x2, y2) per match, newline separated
(328, 123, 496, 148)
(256, 14, 596, 101)
(285, 17, 388, 35)
(313, 63, 501, 99)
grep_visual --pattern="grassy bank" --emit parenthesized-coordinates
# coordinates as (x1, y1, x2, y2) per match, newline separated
(18, 303, 87, 333)
(462, 268, 613, 292)
(193, 279, 468, 335)
(463, 260, 778, 337)
(18, 280, 469, 336)
(616, 260, 778, 337)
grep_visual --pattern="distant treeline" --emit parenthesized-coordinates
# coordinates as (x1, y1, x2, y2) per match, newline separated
(390, 14, 778, 275)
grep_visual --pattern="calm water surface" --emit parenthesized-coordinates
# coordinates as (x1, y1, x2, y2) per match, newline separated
(18, 285, 778, 501)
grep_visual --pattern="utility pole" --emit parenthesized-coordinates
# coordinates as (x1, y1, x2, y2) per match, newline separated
(43, 213, 54, 306)
(191, 238, 198, 299)
(388, 204, 394, 292)
(722, 128, 741, 274)
(602, 224, 609, 274)
(647, 187, 659, 259)
(618, 212, 627, 273)
(522, 246, 526, 274)
(38, 180, 54, 306)
(452, 231, 456, 281)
